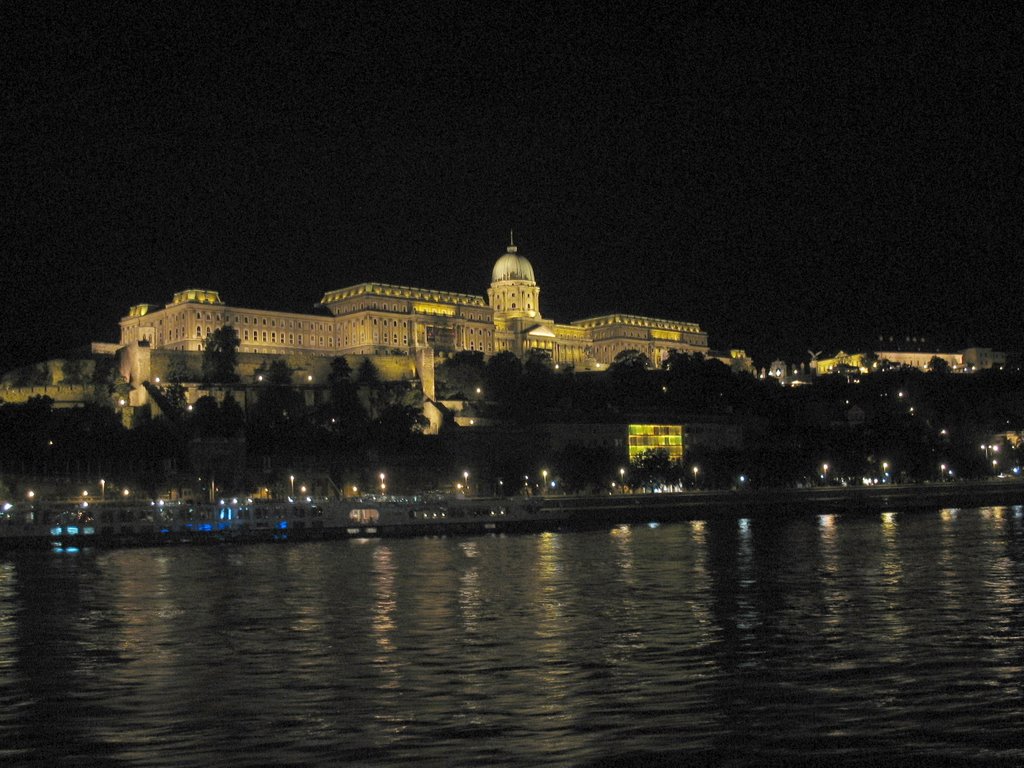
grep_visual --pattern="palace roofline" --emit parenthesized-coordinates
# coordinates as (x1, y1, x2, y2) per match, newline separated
(319, 282, 488, 308)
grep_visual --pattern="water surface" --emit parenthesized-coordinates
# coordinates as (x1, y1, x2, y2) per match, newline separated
(1, 506, 1022, 766)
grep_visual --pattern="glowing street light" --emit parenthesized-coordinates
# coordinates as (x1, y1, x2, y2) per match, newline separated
(100, 478, 105, 501)
(380, 472, 386, 494)
(541, 469, 548, 495)
(463, 470, 470, 496)
(692, 465, 700, 487)
(289, 475, 295, 496)
(122, 488, 130, 497)
(27, 490, 35, 500)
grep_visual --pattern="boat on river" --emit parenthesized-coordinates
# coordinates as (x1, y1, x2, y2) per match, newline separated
(0, 495, 558, 550)
(3, 479, 1024, 550)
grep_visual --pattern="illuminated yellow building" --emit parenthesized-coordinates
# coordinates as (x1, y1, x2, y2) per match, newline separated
(119, 239, 711, 368)
(627, 424, 684, 462)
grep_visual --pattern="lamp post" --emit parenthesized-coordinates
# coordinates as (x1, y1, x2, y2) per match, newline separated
(619, 467, 626, 493)
(289, 475, 295, 497)
(100, 478, 105, 501)
(692, 465, 699, 488)
(541, 469, 548, 495)
(380, 472, 386, 495)
(463, 470, 470, 496)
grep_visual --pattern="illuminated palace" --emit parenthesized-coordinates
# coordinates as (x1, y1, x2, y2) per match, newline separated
(120, 240, 721, 369)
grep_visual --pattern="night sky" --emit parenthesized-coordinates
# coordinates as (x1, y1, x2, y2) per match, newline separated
(3, 2, 1022, 373)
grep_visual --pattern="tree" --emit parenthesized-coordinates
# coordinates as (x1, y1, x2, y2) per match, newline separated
(219, 391, 245, 436)
(201, 326, 240, 383)
(629, 449, 682, 491)
(928, 356, 951, 375)
(611, 348, 651, 372)
(248, 359, 305, 459)
(355, 359, 387, 418)
(60, 358, 87, 386)
(436, 351, 485, 398)
(356, 358, 380, 387)
(484, 352, 522, 404)
(328, 356, 354, 392)
(608, 349, 653, 409)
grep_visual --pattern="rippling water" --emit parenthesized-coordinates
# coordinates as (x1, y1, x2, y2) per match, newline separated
(2, 506, 1023, 767)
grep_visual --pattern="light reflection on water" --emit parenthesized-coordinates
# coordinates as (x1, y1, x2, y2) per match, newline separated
(1, 506, 1023, 766)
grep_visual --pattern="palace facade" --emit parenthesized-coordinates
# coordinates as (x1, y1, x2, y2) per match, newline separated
(119, 240, 715, 369)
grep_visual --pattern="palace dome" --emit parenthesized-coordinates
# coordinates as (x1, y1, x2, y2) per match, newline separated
(491, 244, 536, 283)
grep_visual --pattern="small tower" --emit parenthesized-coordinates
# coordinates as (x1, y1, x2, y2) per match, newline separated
(487, 233, 540, 319)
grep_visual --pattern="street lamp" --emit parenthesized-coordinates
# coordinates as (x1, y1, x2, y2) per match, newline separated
(100, 478, 105, 501)
(821, 463, 829, 484)
(692, 465, 699, 487)
(122, 488, 130, 497)
(541, 469, 548, 495)
(289, 475, 295, 497)
(27, 490, 35, 500)
(380, 472, 386, 494)
(463, 470, 470, 496)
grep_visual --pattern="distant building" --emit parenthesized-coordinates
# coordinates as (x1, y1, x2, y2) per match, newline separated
(119, 238, 713, 370)
(542, 418, 744, 463)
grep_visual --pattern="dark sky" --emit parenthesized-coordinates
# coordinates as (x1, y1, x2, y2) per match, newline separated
(3, 1, 1022, 371)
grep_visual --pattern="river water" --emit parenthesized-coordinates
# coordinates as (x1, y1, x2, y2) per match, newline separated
(1, 506, 1022, 767)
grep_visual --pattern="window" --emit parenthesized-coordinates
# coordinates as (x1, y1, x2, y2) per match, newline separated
(262, 331, 268, 342)
(196, 326, 202, 337)
(298, 335, 303, 344)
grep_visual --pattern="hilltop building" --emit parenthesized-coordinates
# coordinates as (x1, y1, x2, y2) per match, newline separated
(119, 239, 717, 370)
